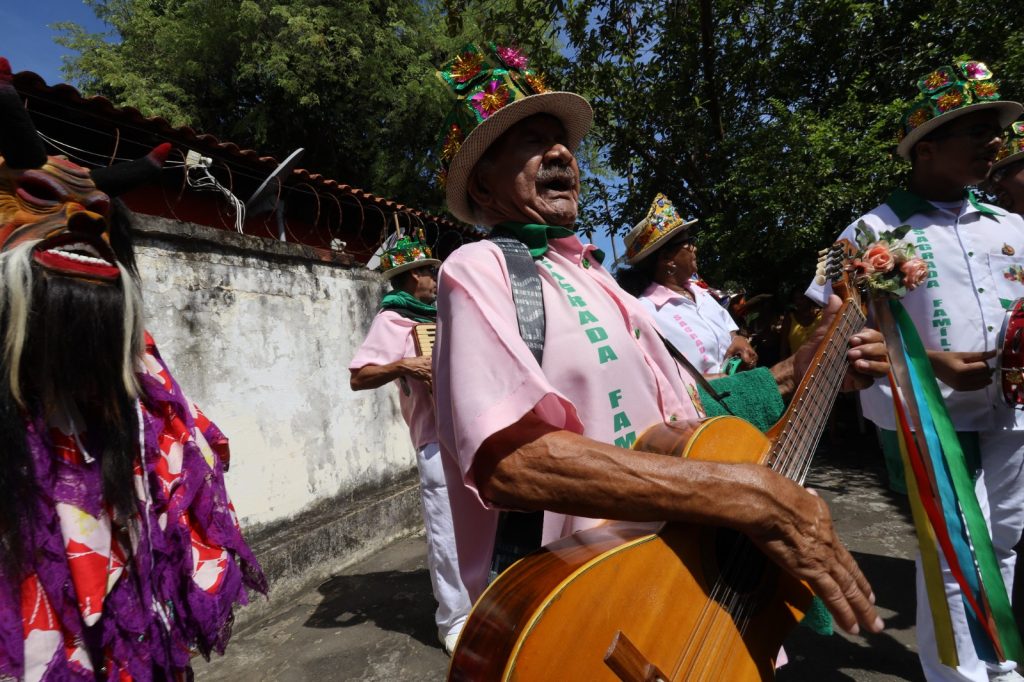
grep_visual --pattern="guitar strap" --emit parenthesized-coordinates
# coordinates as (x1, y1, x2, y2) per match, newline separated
(658, 333, 735, 415)
(486, 231, 546, 583)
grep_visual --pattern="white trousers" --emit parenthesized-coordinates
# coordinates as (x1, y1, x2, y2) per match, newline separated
(917, 430, 1024, 681)
(416, 442, 472, 641)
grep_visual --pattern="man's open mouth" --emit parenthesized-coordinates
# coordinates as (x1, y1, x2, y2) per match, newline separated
(32, 234, 120, 280)
(541, 177, 575, 192)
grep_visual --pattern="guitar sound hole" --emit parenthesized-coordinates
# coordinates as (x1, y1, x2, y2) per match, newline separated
(711, 529, 775, 595)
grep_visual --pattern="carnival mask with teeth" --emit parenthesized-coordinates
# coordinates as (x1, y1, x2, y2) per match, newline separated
(0, 56, 169, 282)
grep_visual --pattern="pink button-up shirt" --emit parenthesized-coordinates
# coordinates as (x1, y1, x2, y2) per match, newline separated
(434, 235, 703, 598)
(350, 310, 438, 449)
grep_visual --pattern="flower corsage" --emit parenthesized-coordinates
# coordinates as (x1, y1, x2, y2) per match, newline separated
(849, 221, 929, 298)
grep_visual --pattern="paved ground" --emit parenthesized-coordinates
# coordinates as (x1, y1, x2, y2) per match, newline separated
(197, 426, 926, 681)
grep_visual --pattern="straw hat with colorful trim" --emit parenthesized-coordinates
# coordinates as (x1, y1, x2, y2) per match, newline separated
(896, 59, 1023, 160)
(434, 43, 593, 225)
(991, 120, 1024, 176)
(623, 193, 699, 265)
(379, 236, 441, 279)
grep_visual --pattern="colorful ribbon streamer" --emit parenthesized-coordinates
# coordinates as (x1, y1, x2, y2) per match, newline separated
(875, 298, 1022, 666)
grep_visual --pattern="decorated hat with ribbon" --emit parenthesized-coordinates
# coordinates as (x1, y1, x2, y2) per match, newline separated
(434, 42, 593, 225)
(991, 120, 1024, 176)
(896, 59, 1023, 160)
(378, 235, 441, 279)
(623, 193, 699, 265)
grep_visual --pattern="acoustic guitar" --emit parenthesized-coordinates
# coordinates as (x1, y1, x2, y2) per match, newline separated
(448, 243, 867, 681)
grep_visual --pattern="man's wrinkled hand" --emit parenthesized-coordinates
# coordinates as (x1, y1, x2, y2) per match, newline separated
(741, 468, 883, 636)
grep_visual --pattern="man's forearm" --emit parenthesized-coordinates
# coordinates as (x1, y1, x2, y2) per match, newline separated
(350, 362, 406, 391)
(477, 414, 788, 535)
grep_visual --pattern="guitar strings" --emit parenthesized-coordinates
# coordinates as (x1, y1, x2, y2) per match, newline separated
(671, 304, 864, 681)
(710, 313, 855, 680)
(722, 309, 858, 676)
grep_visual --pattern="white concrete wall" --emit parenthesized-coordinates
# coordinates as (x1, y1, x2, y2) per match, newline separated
(132, 217, 417, 528)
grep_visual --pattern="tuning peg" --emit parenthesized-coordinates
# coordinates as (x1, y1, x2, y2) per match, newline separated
(815, 274, 827, 286)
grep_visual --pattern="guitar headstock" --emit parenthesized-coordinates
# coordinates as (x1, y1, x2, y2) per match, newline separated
(814, 239, 867, 315)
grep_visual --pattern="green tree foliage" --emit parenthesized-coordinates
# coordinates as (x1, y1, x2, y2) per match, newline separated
(559, 0, 1024, 293)
(57, 0, 564, 213)
(59, 1, 1024, 294)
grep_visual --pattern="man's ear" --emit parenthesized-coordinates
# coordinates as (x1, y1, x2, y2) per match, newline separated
(913, 139, 936, 163)
(467, 165, 495, 211)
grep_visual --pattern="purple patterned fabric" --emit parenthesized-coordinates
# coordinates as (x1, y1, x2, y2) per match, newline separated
(0, 339, 266, 681)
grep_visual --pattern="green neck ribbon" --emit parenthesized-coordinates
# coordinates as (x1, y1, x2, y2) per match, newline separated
(379, 289, 437, 323)
(494, 222, 604, 263)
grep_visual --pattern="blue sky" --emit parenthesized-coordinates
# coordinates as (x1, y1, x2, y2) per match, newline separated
(0, 3, 624, 257)
(1, 2, 108, 84)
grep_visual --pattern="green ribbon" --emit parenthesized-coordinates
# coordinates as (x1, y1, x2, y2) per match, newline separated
(891, 300, 1023, 663)
(495, 221, 605, 263)
(379, 290, 437, 323)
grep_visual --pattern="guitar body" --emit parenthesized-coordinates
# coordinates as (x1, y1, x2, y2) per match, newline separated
(449, 417, 814, 682)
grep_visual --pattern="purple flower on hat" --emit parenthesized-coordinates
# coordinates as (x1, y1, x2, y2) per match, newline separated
(963, 61, 992, 80)
(497, 45, 528, 71)
(471, 80, 511, 119)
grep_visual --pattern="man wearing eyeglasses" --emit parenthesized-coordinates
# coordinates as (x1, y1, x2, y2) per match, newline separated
(349, 237, 471, 656)
(807, 61, 1024, 682)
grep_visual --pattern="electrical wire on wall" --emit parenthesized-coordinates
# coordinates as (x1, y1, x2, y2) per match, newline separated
(184, 150, 246, 234)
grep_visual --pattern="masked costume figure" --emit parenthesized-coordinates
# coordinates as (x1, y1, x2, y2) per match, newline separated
(0, 57, 265, 681)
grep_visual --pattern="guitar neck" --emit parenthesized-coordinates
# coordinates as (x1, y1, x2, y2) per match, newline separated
(765, 300, 867, 484)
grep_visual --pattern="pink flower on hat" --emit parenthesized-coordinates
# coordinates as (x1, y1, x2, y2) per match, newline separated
(471, 80, 511, 119)
(964, 61, 991, 80)
(497, 45, 528, 70)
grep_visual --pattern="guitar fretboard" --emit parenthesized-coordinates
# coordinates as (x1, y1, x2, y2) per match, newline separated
(766, 301, 867, 484)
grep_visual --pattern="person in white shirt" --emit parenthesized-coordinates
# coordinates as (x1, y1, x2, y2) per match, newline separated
(807, 59, 1024, 682)
(616, 193, 757, 374)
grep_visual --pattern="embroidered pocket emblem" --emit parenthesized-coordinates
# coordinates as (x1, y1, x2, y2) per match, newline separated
(1003, 243, 1016, 256)
(1004, 264, 1024, 283)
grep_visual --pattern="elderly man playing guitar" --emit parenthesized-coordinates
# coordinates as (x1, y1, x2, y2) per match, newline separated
(432, 44, 887, 679)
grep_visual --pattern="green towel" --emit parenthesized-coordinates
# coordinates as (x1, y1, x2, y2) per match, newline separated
(700, 367, 785, 432)
(699, 367, 833, 636)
